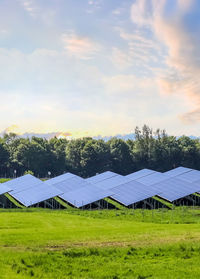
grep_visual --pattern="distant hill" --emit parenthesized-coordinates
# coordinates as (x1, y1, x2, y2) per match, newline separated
(0, 131, 136, 141)
(93, 133, 136, 141)
(0, 131, 199, 141)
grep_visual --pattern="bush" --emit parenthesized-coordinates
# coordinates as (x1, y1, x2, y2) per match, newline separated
(24, 170, 34, 176)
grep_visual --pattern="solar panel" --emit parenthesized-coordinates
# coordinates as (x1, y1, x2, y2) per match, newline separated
(111, 180, 161, 206)
(0, 184, 11, 195)
(85, 171, 118, 184)
(136, 172, 168, 186)
(2, 174, 43, 194)
(125, 169, 156, 181)
(52, 176, 87, 193)
(164, 167, 193, 178)
(172, 170, 200, 183)
(11, 182, 63, 207)
(153, 177, 200, 202)
(45, 172, 76, 185)
(94, 175, 130, 190)
(60, 183, 112, 208)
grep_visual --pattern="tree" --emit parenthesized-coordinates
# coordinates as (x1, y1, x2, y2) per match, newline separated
(108, 138, 133, 174)
(80, 139, 111, 177)
(65, 138, 89, 175)
(1, 125, 200, 178)
(0, 139, 9, 176)
(24, 170, 34, 176)
(178, 136, 200, 169)
(49, 137, 68, 175)
(132, 125, 155, 169)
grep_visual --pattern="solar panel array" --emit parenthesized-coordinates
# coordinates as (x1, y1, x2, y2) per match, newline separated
(12, 182, 63, 207)
(153, 177, 200, 202)
(46, 174, 86, 193)
(0, 183, 11, 195)
(94, 175, 130, 190)
(164, 167, 193, 178)
(2, 174, 63, 207)
(85, 171, 118, 184)
(111, 180, 162, 206)
(1, 167, 200, 208)
(45, 172, 75, 185)
(3, 174, 42, 194)
(53, 178, 86, 192)
(136, 172, 168, 186)
(60, 183, 113, 208)
(171, 170, 200, 183)
(125, 169, 155, 181)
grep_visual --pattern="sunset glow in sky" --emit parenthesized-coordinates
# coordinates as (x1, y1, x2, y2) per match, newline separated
(1, 0, 200, 138)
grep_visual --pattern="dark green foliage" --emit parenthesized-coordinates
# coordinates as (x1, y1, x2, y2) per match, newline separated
(1, 125, 200, 178)
(108, 138, 133, 174)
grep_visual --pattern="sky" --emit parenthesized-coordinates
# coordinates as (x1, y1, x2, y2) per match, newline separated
(0, 0, 200, 138)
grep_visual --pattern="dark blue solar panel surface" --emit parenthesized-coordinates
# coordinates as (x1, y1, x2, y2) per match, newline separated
(111, 180, 162, 206)
(164, 167, 193, 178)
(3, 174, 44, 194)
(0, 184, 11, 195)
(12, 182, 63, 207)
(53, 176, 87, 193)
(45, 172, 76, 185)
(125, 169, 156, 181)
(85, 171, 118, 184)
(172, 170, 200, 183)
(60, 184, 112, 208)
(136, 172, 168, 186)
(94, 175, 130, 190)
(153, 177, 200, 202)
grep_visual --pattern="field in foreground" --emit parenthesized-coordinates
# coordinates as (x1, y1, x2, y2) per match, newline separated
(0, 208, 200, 278)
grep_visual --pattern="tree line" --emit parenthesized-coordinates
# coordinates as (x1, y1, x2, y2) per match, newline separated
(0, 125, 200, 178)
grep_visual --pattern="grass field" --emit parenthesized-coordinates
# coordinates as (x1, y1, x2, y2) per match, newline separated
(0, 208, 200, 278)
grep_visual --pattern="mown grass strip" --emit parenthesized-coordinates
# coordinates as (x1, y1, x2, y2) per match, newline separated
(4, 193, 25, 209)
(0, 178, 11, 183)
(194, 193, 200, 198)
(104, 197, 126, 209)
(54, 197, 73, 209)
(153, 196, 173, 209)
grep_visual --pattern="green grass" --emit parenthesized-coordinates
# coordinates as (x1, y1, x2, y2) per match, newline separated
(1, 208, 200, 278)
(0, 178, 11, 183)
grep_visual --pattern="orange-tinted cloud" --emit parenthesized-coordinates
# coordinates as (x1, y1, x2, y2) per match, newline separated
(131, 0, 200, 123)
(62, 31, 100, 60)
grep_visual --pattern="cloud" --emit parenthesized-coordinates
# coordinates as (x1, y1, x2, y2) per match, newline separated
(61, 31, 100, 60)
(180, 108, 200, 123)
(0, 47, 142, 136)
(113, 27, 164, 71)
(130, 0, 200, 123)
(87, 0, 102, 13)
(112, 9, 121, 15)
(177, 0, 195, 12)
(103, 74, 154, 95)
(111, 47, 132, 70)
(19, 0, 38, 17)
(131, 0, 154, 27)
(0, 29, 8, 34)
